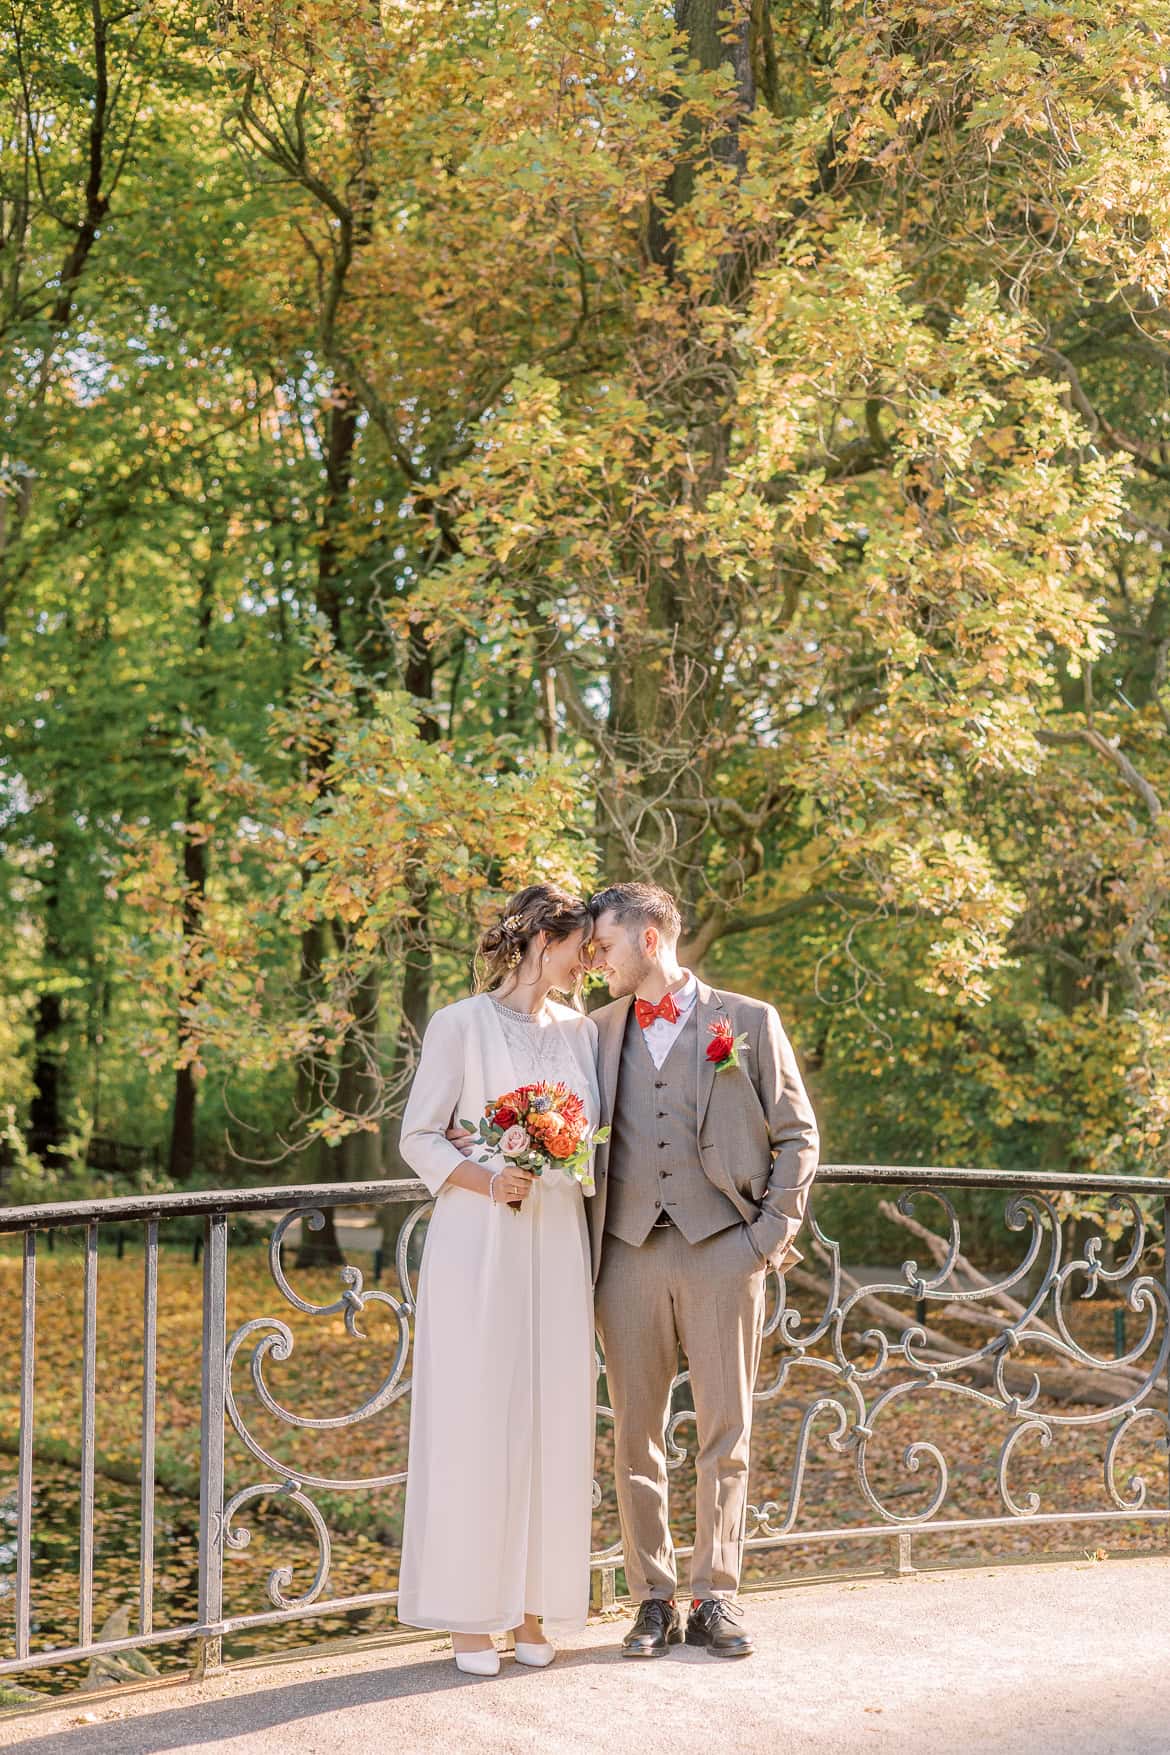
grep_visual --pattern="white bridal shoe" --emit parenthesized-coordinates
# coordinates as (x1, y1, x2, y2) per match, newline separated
(453, 1644, 500, 1677)
(512, 1638, 555, 1668)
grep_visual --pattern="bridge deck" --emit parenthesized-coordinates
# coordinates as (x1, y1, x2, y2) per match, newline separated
(3, 1555, 1168, 1754)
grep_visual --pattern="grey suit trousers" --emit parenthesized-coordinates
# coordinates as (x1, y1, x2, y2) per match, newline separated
(594, 1220, 766, 1602)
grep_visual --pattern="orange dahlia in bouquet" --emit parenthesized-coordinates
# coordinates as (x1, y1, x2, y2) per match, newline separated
(461, 1080, 610, 1208)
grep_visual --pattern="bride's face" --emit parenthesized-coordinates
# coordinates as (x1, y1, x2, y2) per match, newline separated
(541, 924, 592, 995)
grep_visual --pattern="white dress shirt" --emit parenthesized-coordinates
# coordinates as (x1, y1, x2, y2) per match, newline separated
(636, 970, 699, 1069)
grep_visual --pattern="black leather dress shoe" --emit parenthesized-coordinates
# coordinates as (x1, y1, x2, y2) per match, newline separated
(621, 1598, 683, 1658)
(685, 1598, 754, 1658)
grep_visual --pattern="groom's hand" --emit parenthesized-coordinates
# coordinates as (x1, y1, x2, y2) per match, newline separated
(445, 1122, 475, 1158)
(739, 1223, 767, 1275)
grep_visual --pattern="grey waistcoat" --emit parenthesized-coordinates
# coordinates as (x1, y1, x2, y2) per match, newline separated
(604, 1005, 742, 1247)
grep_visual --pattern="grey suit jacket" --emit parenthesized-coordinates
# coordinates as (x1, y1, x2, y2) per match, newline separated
(587, 979, 819, 1283)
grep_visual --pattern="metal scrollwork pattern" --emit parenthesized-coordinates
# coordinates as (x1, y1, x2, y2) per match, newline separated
(750, 1193, 1170, 1551)
(609, 1186, 1170, 1558)
(221, 1202, 432, 1603)
(222, 1185, 1169, 1607)
(222, 1480, 332, 1610)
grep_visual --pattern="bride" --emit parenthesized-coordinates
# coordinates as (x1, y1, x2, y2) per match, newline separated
(395, 882, 600, 1676)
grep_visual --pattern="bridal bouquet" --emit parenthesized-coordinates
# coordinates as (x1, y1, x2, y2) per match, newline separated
(462, 1081, 610, 1205)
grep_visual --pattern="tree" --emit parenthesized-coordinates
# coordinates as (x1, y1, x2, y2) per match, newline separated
(6, 0, 1170, 1202)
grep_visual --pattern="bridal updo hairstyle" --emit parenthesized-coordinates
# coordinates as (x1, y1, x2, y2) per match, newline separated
(475, 882, 593, 998)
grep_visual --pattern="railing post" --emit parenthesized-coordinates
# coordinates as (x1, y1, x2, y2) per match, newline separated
(78, 1223, 98, 1648)
(590, 1563, 618, 1612)
(15, 1230, 36, 1662)
(1164, 1195, 1170, 1552)
(195, 1212, 228, 1676)
(140, 1217, 159, 1636)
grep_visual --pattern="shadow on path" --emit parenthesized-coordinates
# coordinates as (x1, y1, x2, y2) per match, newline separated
(16, 1643, 630, 1755)
(9, 1560, 1170, 1755)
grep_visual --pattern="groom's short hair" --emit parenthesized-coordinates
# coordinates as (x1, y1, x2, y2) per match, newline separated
(589, 881, 682, 946)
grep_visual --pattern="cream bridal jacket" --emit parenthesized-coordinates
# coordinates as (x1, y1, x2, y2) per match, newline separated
(396, 992, 599, 1636)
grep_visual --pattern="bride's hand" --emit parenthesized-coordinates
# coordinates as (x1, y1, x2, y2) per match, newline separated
(445, 1122, 475, 1158)
(491, 1167, 536, 1205)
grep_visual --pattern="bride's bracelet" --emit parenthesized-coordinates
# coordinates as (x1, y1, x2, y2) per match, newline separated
(486, 1166, 503, 1203)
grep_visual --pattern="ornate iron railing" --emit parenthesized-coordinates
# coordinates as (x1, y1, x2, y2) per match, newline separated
(1, 1166, 1168, 1682)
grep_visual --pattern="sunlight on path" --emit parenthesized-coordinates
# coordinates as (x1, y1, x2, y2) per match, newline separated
(2, 1555, 1168, 1755)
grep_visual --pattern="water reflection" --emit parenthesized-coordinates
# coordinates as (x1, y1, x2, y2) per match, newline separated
(0, 1463, 402, 1698)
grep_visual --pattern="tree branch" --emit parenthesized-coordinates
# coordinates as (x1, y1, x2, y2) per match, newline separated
(759, 432, 891, 504)
(1037, 725, 1163, 821)
(1041, 343, 1170, 482)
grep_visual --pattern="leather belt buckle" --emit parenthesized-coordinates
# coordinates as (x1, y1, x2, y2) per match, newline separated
(651, 1212, 673, 1230)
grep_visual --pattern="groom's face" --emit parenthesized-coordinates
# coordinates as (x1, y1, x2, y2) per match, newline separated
(589, 909, 656, 998)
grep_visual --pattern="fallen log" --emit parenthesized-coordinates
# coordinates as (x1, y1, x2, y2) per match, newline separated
(874, 1197, 1149, 1397)
(783, 1259, 1156, 1411)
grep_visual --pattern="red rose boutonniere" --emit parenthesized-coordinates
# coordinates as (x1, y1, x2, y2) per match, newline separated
(706, 1016, 750, 1071)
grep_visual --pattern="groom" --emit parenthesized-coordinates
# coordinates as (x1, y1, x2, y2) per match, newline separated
(587, 882, 819, 1660)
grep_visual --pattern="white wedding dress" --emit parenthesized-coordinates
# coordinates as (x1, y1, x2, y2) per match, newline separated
(396, 992, 599, 1636)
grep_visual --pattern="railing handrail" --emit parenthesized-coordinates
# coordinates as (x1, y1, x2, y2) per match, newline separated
(1, 1163, 1168, 1231)
(0, 1178, 431, 1231)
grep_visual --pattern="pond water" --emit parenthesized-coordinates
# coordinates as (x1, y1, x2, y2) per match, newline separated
(0, 1461, 404, 1701)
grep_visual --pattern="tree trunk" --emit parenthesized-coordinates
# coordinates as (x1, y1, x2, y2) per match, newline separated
(29, 994, 67, 1167)
(29, 863, 69, 1167)
(294, 388, 372, 1269)
(597, 0, 765, 920)
(167, 786, 209, 1183)
(168, 559, 215, 1185)
(383, 877, 434, 1181)
(378, 627, 441, 1253)
(13, 8, 123, 1167)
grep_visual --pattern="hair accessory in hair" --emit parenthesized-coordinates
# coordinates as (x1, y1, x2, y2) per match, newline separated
(503, 913, 525, 933)
(506, 947, 523, 968)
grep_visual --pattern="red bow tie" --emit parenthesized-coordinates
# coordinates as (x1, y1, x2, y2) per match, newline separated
(635, 993, 681, 1029)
